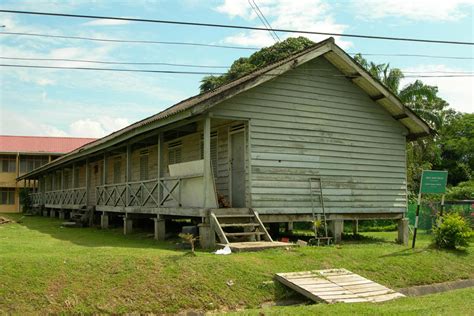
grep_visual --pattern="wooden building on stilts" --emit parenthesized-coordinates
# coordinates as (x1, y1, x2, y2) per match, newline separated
(19, 38, 431, 249)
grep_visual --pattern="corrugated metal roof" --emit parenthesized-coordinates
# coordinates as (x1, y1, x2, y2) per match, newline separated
(0, 135, 95, 154)
(19, 37, 432, 179)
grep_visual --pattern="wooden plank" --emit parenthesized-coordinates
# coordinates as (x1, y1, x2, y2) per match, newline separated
(275, 269, 404, 304)
(274, 274, 326, 304)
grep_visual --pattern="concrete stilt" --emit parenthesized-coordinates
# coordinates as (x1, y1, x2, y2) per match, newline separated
(153, 216, 166, 241)
(329, 220, 344, 244)
(42, 209, 49, 217)
(101, 213, 109, 229)
(59, 211, 66, 220)
(287, 221, 294, 232)
(353, 220, 359, 235)
(123, 217, 133, 235)
(50, 209, 56, 218)
(397, 218, 409, 246)
(198, 223, 215, 249)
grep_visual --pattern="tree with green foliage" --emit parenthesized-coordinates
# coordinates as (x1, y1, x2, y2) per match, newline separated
(437, 113, 474, 185)
(199, 37, 315, 92)
(353, 53, 404, 94)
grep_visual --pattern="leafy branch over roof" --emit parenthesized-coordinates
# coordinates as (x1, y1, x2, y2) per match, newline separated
(199, 37, 315, 92)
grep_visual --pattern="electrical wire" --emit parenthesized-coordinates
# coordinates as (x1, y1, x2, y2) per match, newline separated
(0, 31, 259, 50)
(1, 57, 472, 74)
(248, 0, 280, 42)
(0, 56, 230, 68)
(2, 63, 473, 78)
(2, 32, 474, 61)
(1, 10, 473, 46)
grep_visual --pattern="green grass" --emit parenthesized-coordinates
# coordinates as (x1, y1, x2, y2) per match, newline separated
(227, 287, 474, 315)
(0, 213, 473, 314)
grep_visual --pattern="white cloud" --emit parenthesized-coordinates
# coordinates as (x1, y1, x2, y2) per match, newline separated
(82, 19, 132, 26)
(351, 0, 474, 21)
(69, 117, 130, 138)
(400, 64, 474, 113)
(0, 108, 130, 138)
(216, 0, 352, 48)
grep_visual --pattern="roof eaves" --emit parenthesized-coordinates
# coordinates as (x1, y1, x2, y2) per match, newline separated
(325, 42, 432, 139)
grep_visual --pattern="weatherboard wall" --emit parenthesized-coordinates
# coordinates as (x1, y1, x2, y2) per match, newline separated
(211, 56, 408, 215)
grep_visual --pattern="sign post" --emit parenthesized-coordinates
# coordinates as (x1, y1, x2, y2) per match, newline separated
(412, 170, 448, 249)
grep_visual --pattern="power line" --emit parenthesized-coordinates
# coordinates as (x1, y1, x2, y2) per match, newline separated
(0, 31, 259, 50)
(1, 63, 473, 78)
(0, 56, 230, 68)
(353, 53, 474, 60)
(2, 31, 474, 61)
(0, 63, 223, 75)
(1, 10, 473, 46)
(248, 0, 280, 42)
(2, 56, 473, 74)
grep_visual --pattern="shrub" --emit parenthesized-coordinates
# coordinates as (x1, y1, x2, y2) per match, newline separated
(446, 180, 474, 200)
(19, 188, 32, 213)
(433, 213, 472, 249)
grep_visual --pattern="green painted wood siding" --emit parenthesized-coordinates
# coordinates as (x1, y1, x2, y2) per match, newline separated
(212, 56, 408, 215)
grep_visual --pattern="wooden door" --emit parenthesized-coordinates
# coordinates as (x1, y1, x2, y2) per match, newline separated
(230, 131, 246, 207)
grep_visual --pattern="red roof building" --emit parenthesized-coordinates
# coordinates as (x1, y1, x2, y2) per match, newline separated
(0, 135, 96, 213)
(0, 135, 95, 154)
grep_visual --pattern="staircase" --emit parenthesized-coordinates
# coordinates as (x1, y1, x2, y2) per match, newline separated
(210, 208, 293, 252)
(66, 207, 93, 227)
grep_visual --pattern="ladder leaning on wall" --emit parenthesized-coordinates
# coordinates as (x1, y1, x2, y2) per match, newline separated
(309, 177, 331, 245)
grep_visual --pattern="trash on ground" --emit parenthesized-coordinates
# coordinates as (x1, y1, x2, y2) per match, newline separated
(214, 245, 232, 255)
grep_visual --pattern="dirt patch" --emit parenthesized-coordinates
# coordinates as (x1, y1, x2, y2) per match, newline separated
(0, 216, 13, 225)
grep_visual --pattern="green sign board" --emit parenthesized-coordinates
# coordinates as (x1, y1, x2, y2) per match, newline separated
(420, 170, 448, 194)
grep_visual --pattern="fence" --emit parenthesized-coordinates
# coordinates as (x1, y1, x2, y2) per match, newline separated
(407, 200, 473, 230)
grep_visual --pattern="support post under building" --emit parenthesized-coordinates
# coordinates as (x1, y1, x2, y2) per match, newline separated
(123, 216, 133, 235)
(101, 212, 109, 229)
(329, 220, 344, 244)
(153, 216, 166, 241)
(398, 218, 409, 246)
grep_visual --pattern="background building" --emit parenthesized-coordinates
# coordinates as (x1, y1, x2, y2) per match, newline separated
(0, 135, 95, 212)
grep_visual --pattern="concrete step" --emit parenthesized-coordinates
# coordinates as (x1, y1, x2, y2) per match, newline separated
(217, 241, 294, 252)
(220, 223, 260, 228)
(225, 231, 265, 237)
(215, 214, 254, 218)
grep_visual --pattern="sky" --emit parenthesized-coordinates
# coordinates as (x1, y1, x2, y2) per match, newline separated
(0, 0, 473, 138)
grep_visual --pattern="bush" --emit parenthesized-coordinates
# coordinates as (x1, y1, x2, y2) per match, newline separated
(446, 180, 474, 200)
(433, 213, 472, 249)
(19, 188, 32, 213)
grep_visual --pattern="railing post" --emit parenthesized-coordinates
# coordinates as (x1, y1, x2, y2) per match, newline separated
(85, 158, 90, 206)
(71, 163, 75, 203)
(103, 153, 107, 187)
(157, 132, 163, 207)
(203, 115, 211, 208)
(60, 168, 64, 205)
(126, 144, 131, 207)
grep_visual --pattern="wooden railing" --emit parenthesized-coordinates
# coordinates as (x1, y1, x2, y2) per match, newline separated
(30, 192, 43, 205)
(62, 188, 87, 205)
(44, 190, 63, 205)
(96, 175, 201, 208)
(40, 187, 87, 205)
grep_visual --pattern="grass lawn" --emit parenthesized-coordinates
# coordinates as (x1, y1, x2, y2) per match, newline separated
(227, 287, 474, 315)
(0, 213, 472, 314)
